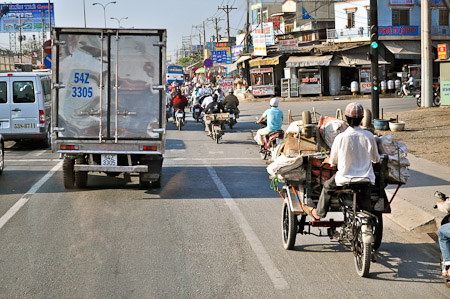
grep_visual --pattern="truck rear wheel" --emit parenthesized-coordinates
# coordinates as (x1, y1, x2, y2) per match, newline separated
(63, 158, 75, 189)
(139, 173, 151, 189)
(75, 158, 88, 188)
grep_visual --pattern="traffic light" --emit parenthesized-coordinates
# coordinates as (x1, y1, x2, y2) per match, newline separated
(370, 25, 378, 49)
(0, 6, 9, 18)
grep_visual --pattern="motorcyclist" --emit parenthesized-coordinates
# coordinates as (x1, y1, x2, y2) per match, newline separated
(402, 74, 415, 96)
(201, 92, 213, 111)
(215, 87, 225, 102)
(302, 102, 380, 220)
(171, 88, 189, 122)
(222, 89, 240, 117)
(436, 195, 450, 277)
(255, 97, 283, 146)
(204, 94, 225, 136)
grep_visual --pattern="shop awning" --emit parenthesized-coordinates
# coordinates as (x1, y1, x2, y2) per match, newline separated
(249, 55, 281, 67)
(235, 55, 251, 64)
(227, 62, 238, 73)
(286, 55, 333, 67)
(338, 53, 389, 66)
(383, 41, 421, 59)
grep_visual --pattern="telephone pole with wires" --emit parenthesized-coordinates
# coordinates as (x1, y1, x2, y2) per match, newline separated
(207, 17, 223, 43)
(217, 4, 237, 42)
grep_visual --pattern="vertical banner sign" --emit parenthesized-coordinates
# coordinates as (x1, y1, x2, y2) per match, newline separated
(0, 3, 55, 32)
(438, 44, 447, 60)
(252, 23, 275, 45)
(253, 33, 267, 56)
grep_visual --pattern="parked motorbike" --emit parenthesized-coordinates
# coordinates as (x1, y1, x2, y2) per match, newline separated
(257, 119, 284, 160)
(416, 87, 440, 107)
(225, 108, 237, 129)
(174, 109, 185, 131)
(433, 191, 450, 287)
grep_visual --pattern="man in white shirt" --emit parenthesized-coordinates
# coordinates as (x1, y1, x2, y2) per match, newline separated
(304, 102, 380, 220)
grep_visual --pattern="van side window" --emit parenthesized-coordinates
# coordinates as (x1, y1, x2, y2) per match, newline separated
(13, 81, 35, 103)
(41, 79, 51, 103)
(0, 82, 7, 104)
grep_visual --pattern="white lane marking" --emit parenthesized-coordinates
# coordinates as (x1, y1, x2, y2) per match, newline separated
(5, 159, 60, 162)
(0, 161, 63, 230)
(208, 151, 224, 155)
(167, 157, 260, 161)
(206, 165, 289, 290)
(35, 150, 47, 157)
(25, 150, 46, 157)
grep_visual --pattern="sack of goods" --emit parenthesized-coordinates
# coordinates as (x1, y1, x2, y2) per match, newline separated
(318, 116, 348, 149)
(267, 154, 306, 182)
(376, 134, 410, 184)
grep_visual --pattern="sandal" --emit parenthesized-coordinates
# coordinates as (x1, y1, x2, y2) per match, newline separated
(303, 205, 319, 220)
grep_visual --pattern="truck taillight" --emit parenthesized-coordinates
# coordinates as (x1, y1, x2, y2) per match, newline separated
(60, 145, 78, 150)
(141, 146, 157, 151)
(39, 110, 45, 123)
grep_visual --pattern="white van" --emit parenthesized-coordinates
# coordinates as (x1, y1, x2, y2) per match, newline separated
(0, 72, 52, 147)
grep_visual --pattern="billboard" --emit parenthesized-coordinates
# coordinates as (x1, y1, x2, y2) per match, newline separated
(0, 3, 55, 33)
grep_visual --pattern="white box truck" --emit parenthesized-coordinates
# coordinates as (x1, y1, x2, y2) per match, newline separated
(51, 28, 166, 189)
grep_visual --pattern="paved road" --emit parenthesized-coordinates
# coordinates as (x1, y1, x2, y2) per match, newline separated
(0, 98, 448, 298)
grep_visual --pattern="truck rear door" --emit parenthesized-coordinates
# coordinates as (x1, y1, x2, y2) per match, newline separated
(54, 29, 165, 141)
(0, 78, 10, 134)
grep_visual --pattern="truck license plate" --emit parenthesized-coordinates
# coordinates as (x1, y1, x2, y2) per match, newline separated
(101, 154, 117, 166)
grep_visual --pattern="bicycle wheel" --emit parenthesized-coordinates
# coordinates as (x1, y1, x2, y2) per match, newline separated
(282, 199, 297, 250)
(354, 223, 372, 277)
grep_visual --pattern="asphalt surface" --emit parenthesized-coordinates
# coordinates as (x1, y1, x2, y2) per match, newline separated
(0, 97, 448, 298)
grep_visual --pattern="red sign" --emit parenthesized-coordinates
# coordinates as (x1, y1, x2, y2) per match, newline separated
(438, 44, 447, 60)
(268, 16, 280, 30)
(43, 40, 52, 55)
(204, 58, 213, 68)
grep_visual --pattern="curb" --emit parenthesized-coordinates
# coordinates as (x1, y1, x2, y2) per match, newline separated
(384, 189, 437, 232)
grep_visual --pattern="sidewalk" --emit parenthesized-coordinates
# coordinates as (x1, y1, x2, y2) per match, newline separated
(385, 155, 450, 232)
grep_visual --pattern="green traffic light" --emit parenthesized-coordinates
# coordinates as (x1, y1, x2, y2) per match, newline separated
(371, 41, 379, 49)
(373, 86, 378, 91)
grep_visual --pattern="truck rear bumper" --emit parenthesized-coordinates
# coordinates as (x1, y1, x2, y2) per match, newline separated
(74, 165, 148, 173)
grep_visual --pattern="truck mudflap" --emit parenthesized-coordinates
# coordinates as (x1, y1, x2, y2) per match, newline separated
(139, 158, 163, 182)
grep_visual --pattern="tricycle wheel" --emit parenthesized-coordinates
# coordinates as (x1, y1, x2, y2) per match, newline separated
(282, 199, 297, 250)
(372, 211, 383, 251)
(354, 225, 372, 277)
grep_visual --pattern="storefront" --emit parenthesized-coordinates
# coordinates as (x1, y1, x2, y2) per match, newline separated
(285, 55, 333, 96)
(250, 67, 275, 96)
(249, 55, 283, 97)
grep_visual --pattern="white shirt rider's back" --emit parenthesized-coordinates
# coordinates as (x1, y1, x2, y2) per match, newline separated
(329, 126, 380, 186)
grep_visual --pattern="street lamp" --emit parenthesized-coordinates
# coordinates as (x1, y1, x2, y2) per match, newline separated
(110, 16, 128, 28)
(92, 1, 116, 28)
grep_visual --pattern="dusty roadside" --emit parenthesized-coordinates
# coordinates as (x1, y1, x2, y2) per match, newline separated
(384, 107, 450, 167)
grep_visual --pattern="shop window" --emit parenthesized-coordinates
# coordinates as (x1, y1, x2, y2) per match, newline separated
(440, 10, 449, 26)
(347, 12, 355, 28)
(392, 9, 410, 26)
(285, 23, 293, 33)
(251, 71, 273, 86)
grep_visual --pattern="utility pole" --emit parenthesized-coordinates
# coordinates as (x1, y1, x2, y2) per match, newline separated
(203, 21, 206, 51)
(421, 0, 433, 107)
(18, 16, 22, 64)
(208, 17, 223, 43)
(369, 0, 379, 119)
(48, 0, 52, 34)
(245, 0, 250, 53)
(41, 10, 45, 61)
(218, 4, 237, 42)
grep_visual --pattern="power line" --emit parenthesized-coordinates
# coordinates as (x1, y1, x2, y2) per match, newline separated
(218, 4, 237, 41)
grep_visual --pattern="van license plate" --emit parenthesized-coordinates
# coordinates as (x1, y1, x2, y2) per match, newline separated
(101, 154, 117, 166)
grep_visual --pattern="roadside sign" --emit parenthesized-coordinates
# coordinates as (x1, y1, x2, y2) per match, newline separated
(43, 40, 52, 55)
(204, 58, 213, 68)
(44, 54, 52, 68)
(438, 44, 447, 60)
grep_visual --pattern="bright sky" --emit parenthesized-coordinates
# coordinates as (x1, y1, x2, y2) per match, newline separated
(1, 0, 250, 58)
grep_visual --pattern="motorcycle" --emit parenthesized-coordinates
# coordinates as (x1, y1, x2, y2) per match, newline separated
(396, 83, 417, 97)
(257, 119, 284, 160)
(416, 87, 440, 107)
(174, 109, 185, 131)
(206, 113, 228, 144)
(192, 103, 203, 122)
(225, 108, 237, 129)
(433, 191, 450, 287)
